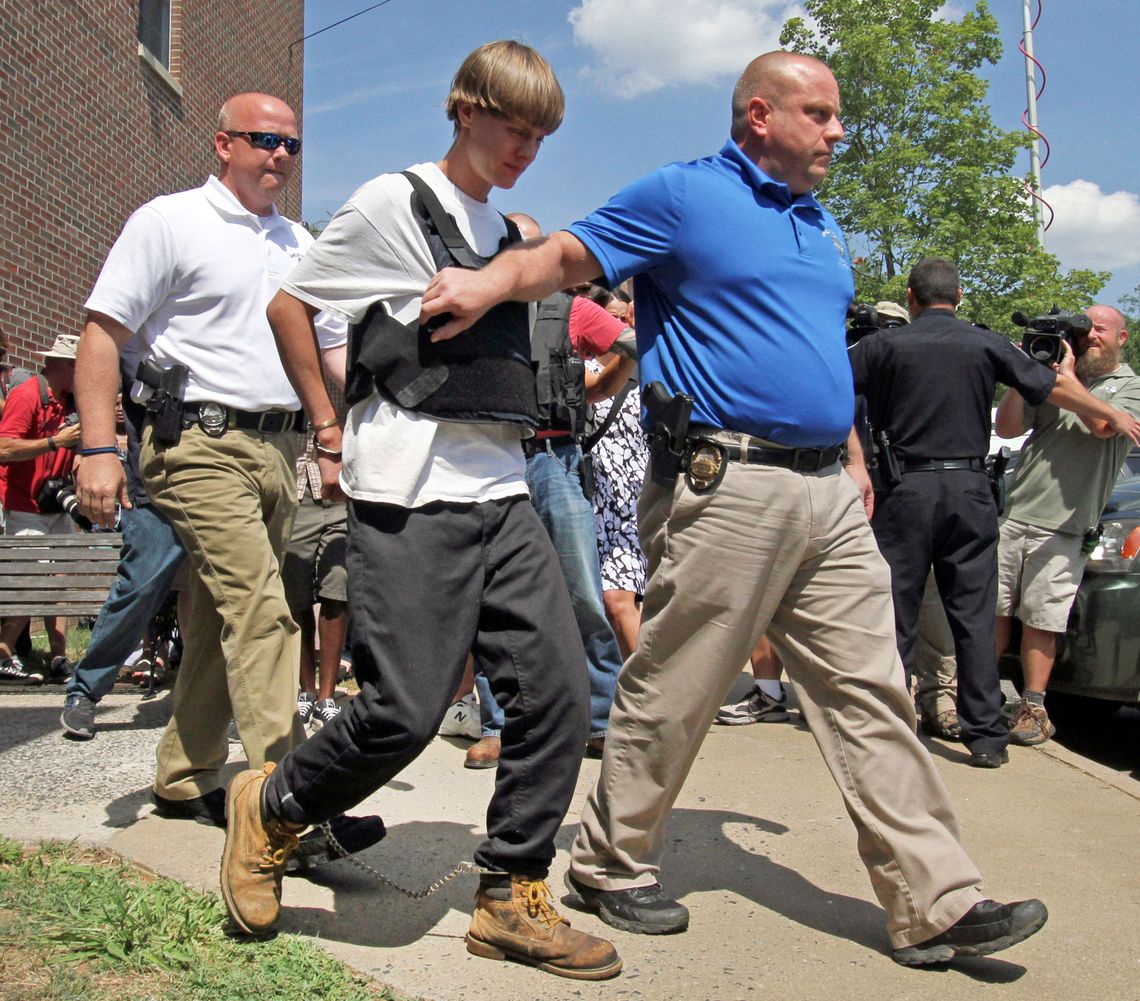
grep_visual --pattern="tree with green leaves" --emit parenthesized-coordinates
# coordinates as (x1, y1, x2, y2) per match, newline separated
(780, 0, 1107, 333)
(1116, 284, 1140, 371)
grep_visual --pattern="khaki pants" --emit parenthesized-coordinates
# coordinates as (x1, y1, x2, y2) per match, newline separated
(915, 573, 958, 719)
(141, 423, 303, 799)
(570, 461, 985, 948)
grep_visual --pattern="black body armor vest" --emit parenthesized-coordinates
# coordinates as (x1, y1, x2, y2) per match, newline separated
(531, 293, 586, 436)
(345, 171, 538, 428)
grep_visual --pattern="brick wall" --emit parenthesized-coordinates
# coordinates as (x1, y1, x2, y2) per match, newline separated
(0, 0, 305, 367)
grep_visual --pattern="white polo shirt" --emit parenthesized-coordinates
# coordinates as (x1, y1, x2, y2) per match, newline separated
(87, 176, 345, 411)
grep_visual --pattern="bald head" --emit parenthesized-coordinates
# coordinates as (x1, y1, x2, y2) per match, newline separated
(1086, 303, 1127, 333)
(214, 92, 298, 215)
(217, 92, 294, 132)
(731, 52, 832, 141)
(1075, 302, 1128, 380)
(506, 212, 543, 241)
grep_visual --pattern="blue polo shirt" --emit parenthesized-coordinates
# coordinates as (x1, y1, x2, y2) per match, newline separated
(568, 140, 856, 447)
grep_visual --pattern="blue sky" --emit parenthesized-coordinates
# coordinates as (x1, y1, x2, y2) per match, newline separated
(298, 0, 1139, 310)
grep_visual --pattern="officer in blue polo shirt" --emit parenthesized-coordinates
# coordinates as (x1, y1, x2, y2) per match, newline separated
(421, 50, 1047, 967)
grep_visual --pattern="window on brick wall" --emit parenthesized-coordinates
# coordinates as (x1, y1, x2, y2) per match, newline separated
(138, 0, 171, 68)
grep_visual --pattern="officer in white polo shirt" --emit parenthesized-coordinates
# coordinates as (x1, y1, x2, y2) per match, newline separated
(74, 93, 346, 822)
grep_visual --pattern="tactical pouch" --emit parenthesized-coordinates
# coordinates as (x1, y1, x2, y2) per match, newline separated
(579, 451, 596, 500)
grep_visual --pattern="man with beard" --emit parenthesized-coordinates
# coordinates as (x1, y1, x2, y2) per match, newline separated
(994, 305, 1140, 745)
(850, 261, 1140, 769)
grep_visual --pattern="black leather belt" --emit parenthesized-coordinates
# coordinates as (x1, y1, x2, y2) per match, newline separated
(180, 403, 303, 435)
(706, 441, 844, 473)
(899, 457, 984, 473)
(681, 435, 843, 493)
(523, 434, 575, 457)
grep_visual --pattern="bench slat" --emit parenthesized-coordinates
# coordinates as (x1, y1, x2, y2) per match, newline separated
(0, 533, 122, 618)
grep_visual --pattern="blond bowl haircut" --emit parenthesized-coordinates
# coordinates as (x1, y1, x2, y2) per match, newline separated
(445, 40, 564, 135)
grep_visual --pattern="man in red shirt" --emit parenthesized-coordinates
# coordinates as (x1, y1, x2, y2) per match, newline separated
(0, 333, 82, 683)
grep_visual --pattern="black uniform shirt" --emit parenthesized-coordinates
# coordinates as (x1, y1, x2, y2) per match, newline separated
(849, 307, 1056, 461)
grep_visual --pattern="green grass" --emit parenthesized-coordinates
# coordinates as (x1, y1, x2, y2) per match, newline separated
(0, 837, 415, 1001)
(15, 621, 94, 674)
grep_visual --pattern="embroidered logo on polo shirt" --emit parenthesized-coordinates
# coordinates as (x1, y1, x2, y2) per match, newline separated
(821, 228, 847, 265)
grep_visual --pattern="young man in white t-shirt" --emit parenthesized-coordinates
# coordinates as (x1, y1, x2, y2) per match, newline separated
(219, 41, 621, 981)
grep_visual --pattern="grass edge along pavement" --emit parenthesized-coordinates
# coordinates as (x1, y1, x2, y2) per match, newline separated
(0, 836, 418, 1001)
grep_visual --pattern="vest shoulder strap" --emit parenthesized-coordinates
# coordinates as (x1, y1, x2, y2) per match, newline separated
(402, 170, 482, 269)
(401, 170, 521, 268)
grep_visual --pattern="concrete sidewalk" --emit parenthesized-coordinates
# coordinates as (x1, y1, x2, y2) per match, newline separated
(1, 680, 1136, 1001)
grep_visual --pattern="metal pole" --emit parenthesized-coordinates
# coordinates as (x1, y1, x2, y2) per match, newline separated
(1022, 0, 1045, 246)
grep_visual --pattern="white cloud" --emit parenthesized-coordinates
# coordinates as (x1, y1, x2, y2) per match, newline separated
(568, 0, 803, 98)
(1042, 180, 1140, 272)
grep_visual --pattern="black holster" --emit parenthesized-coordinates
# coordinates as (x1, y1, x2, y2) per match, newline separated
(136, 359, 189, 446)
(987, 446, 1011, 515)
(643, 381, 693, 486)
(871, 428, 901, 492)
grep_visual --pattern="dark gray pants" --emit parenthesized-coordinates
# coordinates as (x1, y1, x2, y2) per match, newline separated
(267, 494, 589, 877)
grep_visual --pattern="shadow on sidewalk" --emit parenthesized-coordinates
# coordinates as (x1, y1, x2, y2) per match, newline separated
(266, 808, 1030, 982)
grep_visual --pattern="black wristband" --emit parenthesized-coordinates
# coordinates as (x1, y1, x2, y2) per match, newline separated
(77, 446, 123, 457)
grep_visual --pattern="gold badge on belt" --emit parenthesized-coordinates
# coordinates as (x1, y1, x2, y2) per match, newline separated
(685, 440, 727, 493)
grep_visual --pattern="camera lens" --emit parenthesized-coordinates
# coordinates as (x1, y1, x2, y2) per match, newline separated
(1026, 335, 1057, 363)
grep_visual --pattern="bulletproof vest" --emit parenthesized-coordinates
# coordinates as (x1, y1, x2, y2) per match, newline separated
(531, 293, 586, 436)
(345, 171, 538, 428)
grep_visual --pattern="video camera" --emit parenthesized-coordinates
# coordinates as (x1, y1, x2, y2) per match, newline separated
(1012, 308, 1092, 366)
(846, 303, 907, 346)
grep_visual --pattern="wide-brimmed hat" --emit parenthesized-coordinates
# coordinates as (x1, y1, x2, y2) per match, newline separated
(40, 334, 79, 360)
(875, 301, 910, 325)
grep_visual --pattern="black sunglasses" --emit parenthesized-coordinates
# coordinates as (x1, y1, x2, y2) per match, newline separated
(225, 131, 301, 156)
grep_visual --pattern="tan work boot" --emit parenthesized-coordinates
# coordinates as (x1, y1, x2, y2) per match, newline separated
(466, 874, 622, 980)
(220, 762, 305, 934)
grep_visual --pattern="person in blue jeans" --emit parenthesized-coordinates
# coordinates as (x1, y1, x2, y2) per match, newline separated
(61, 360, 186, 741)
(466, 222, 636, 769)
(471, 439, 624, 764)
(60, 502, 184, 729)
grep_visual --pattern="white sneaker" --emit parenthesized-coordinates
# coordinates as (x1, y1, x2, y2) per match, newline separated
(438, 692, 481, 740)
(715, 686, 790, 725)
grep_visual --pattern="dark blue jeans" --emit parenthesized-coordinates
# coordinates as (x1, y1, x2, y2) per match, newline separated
(478, 441, 622, 739)
(66, 503, 185, 702)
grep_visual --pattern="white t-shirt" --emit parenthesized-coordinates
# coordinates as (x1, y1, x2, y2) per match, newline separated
(280, 162, 528, 509)
(86, 176, 346, 411)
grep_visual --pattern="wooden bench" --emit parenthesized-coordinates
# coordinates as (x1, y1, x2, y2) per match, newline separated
(0, 533, 122, 618)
